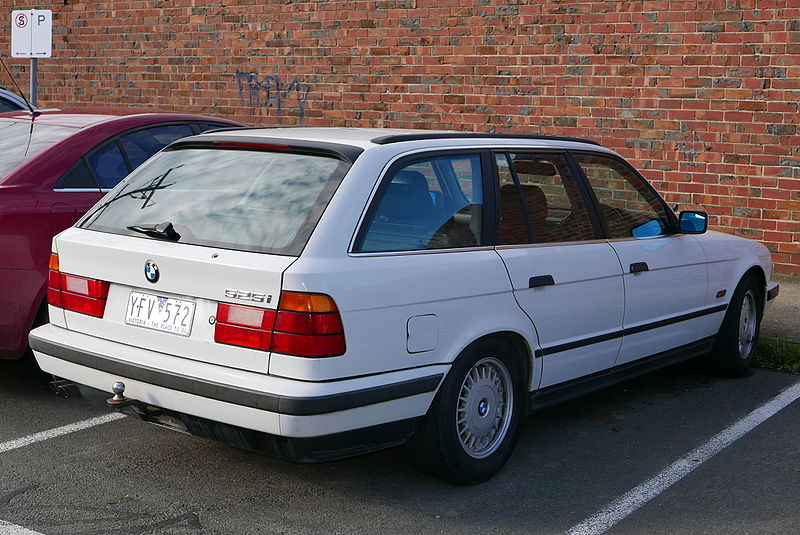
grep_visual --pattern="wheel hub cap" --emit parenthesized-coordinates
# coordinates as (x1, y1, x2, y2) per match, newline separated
(738, 290, 757, 359)
(456, 357, 514, 459)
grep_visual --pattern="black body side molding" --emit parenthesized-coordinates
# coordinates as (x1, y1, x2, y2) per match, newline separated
(527, 336, 715, 414)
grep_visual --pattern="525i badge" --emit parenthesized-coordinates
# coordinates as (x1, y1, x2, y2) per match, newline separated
(224, 289, 271, 303)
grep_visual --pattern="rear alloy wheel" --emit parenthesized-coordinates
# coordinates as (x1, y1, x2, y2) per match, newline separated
(705, 274, 763, 377)
(456, 357, 514, 459)
(405, 337, 524, 484)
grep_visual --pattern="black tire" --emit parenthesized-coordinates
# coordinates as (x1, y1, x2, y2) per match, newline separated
(705, 274, 763, 377)
(404, 337, 525, 484)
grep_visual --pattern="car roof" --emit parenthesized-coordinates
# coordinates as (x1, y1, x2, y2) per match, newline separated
(201, 127, 612, 153)
(0, 108, 239, 129)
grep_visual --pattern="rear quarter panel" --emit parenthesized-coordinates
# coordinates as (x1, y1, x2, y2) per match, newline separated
(277, 145, 540, 385)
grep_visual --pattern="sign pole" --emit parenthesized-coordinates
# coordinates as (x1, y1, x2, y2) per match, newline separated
(29, 58, 37, 107)
(11, 9, 51, 107)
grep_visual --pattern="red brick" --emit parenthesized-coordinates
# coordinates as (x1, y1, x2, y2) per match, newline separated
(3, 0, 796, 272)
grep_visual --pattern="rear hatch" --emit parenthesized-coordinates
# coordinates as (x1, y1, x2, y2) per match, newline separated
(51, 138, 357, 373)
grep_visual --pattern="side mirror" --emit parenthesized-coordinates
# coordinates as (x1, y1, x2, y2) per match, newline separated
(679, 210, 708, 234)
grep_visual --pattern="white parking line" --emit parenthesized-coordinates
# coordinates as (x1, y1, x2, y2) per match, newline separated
(0, 520, 45, 535)
(567, 381, 800, 535)
(0, 413, 125, 455)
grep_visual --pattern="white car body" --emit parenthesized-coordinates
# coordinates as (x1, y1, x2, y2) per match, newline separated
(31, 128, 778, 479)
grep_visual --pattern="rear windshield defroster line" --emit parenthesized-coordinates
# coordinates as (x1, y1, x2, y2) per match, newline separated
(80, 145, 356, 257)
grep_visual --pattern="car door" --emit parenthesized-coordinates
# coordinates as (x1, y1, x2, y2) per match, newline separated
(492, 151, 625, 389)
(572, 152, 712, 367)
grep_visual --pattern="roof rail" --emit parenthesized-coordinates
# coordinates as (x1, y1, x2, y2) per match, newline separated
(370, 132, 601, 146)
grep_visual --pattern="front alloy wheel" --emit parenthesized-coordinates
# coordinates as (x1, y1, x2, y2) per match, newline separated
(706, 273, 762, 377)
(738, 289, 758, 360)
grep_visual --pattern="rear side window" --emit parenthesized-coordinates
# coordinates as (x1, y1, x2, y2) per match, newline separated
(87, 141, 128, 188)
(496, 153, 596, 244)
(56, 160, 97, 189)
(81, 148, 351, 256)
(356, 154, 484, 252)
(120, 124, 195, 168)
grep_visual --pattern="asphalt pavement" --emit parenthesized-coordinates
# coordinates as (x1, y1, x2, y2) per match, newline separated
(1, 273, 797, 534)
(1, 354, 798, 534)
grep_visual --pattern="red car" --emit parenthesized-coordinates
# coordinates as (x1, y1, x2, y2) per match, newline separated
(0, 109, 244, 359)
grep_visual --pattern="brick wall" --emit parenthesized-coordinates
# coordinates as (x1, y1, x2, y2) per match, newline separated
(2, 0, 799, 273)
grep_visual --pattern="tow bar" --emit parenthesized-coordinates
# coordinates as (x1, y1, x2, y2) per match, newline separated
(106, 381, 136, 409)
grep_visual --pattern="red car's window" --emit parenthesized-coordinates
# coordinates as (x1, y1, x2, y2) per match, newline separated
(87, 142, 128, 189)
(120, 124, 195, 169)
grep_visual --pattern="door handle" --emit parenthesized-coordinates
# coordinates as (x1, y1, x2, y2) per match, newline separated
(630, 262, 649, 273)
(529, 275, 555, 288)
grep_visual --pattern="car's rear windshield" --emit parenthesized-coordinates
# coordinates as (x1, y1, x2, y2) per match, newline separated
(0, 121, 78, 180)
(79, 147, 352, 256)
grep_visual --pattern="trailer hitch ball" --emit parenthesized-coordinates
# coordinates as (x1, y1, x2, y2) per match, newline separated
(107, 382, 135, 408)
(111, 382, 126, 401)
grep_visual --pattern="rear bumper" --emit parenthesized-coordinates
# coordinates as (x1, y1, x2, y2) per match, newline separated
(78, 383, 421, 462)
(30, 324, 445, 453)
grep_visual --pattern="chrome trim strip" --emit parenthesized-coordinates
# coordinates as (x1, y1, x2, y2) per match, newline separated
(495, 239, 608, 250)
(52, 188, 110, 193)
(605, 234, 682, 243)
(349, 245, 495, 257)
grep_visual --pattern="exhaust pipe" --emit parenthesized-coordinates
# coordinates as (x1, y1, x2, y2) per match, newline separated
(49, 378, 80, 398)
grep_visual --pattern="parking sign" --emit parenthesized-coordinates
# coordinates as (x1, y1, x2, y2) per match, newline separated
(11, 10, 52, 58)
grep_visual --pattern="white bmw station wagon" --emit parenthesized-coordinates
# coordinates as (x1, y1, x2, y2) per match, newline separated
(31, 129, 779, 483)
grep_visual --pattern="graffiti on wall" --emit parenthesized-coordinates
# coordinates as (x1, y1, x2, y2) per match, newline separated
(235, 70, 311, 122)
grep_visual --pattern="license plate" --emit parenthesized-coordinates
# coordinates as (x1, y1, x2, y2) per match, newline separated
(124, 291, 196, 336)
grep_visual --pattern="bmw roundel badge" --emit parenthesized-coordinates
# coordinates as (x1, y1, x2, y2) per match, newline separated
(144, 260, 160, 284)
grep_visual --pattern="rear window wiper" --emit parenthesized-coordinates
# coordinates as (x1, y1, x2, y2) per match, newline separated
(95, 165, 183, 210)
(80, 165, 183, 228)
(126, 221, 181, 242)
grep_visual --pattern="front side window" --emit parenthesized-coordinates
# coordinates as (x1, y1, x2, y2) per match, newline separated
(575, 153, 672, 239)
(356, 154, 484, 252)
(81, 147, 351, 256)
(497, 153, 596, 245)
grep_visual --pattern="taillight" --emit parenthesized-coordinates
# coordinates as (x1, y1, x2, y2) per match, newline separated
(214, 291, 345, 357)
(214, 303, 276, 351)
(273, 292, 346, 357)
(47, 254, 110, 317)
